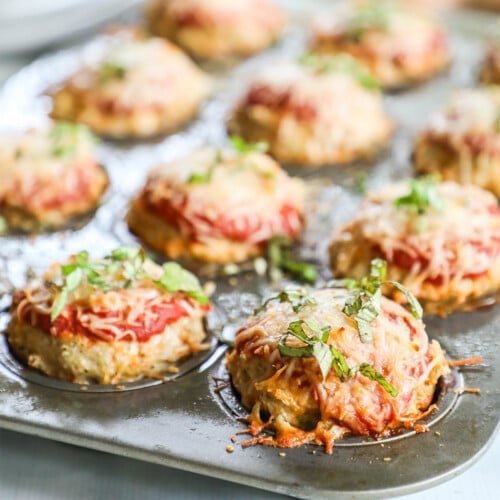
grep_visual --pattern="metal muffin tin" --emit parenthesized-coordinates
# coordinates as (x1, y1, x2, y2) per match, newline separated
(0, 2, 498, 498)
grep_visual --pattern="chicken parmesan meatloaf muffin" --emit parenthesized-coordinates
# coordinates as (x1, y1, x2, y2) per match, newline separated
(227, 263, 450, 453)
(0, 122, 107, 232)
(6, 246, 211, 384)
(329, 178, 500, 316)
(127, 141, 305, 263)
(479, 45, 500, 85)
(50, 29, 210, 139)
(227, 53, 392, 166)
(311, 0, 450, 89)
(145, 0, 285, 60)
(413, 87, 500, 196)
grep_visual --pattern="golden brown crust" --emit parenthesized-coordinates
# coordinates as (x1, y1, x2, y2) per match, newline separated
(7, 315, 207, 384)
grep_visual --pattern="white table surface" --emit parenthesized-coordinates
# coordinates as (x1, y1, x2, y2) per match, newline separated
(0, 13, 499, 500)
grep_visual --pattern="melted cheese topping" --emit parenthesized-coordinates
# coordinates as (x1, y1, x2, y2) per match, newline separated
(347, 181, 500, 285)
(227, 288, 449, 452)
(0, 125, 96, 198)
(426, 87, 500, 139)
(68, 32, 210, 110)
(14, 257, 207, 343)
(142, 147, 305, 244)
(0, 124, 102, 219)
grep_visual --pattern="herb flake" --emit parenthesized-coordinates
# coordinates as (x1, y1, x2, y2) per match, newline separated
(267, 236, 317, 284)
(394, 176, 444, 216)
(299, 52, 379, 91)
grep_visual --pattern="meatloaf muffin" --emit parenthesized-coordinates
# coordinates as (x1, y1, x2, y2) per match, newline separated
(6, 246, 210, 384)
(329, 179, 500, 316)
(0, 122, 107, 232)
(227, 271, 449, 453)
(50, 29, 210, 139)
(311, 0, 450, 89)
(228, 53, 392, 166)
(413, 87, 500, 196)
(127, 144, 305, 263)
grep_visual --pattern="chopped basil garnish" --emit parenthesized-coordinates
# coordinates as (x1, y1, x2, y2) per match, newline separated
(155, 262, 209, 306)
(298, 52, 379, 90)
(353, 172, 368, 194)
(230, 135, 269, 154)
(331, 259, 422, 343)
(394, 176, 444, 216)
(187, 150, 222, 184)
(254, 288, 317, 314)
(50, 121, 96, 159)
(50, 246, 207, 321)
(346, 0, 397, 41)
(267, 236, 317, 284)
(99, 61, 127, 84)
(278, 319, 397, 396)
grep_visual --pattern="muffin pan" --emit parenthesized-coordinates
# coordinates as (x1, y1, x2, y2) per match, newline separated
(0, 2, 498, 497)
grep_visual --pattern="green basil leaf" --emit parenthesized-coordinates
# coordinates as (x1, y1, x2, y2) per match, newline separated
(65, 267, 83, 292)
(358, 363, 398, 397)
(278, 334, 314, 358)
(330, 346, 350, 381)
(110, 246, 140, 262)
(394, 176, 444, 215)
(230, 136, 268, 154)
(50, 289, 68, 322)
(384, 281, 423, 319)
(313, 342, 333, 380)
(156, 262, 209, 305)
(99, 61, 127, 84)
